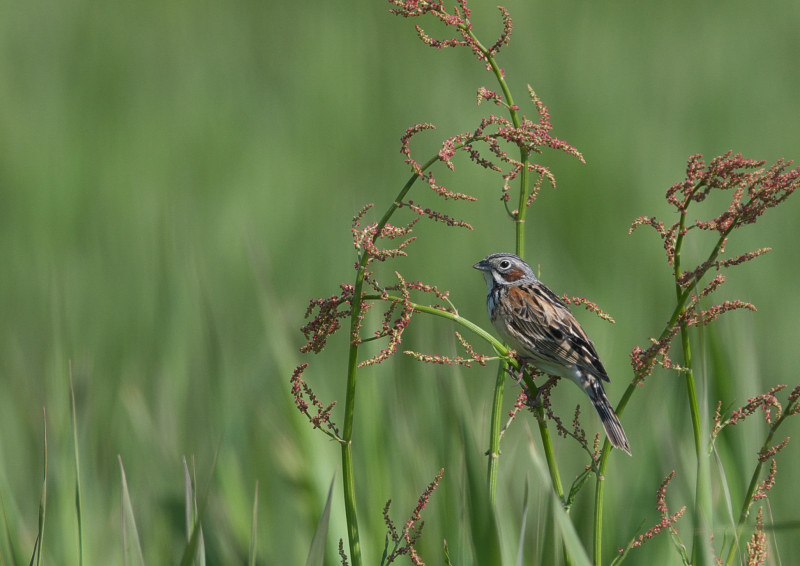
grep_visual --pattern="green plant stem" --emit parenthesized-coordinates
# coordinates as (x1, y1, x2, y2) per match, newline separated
(673, 205, 712, 566)
(723, 395, 798, 566)
(592, 222, 733, 565)
(366, 296, 567, 504)
(460, 25, 565, 515)
(486, 362, 507, 505)
(341, 158, 437, 566)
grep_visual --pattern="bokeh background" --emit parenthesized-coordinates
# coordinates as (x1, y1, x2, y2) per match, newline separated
(2, 0, 799, 563)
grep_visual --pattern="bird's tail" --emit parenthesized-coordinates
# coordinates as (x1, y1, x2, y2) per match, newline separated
(584, 378, 631, 455)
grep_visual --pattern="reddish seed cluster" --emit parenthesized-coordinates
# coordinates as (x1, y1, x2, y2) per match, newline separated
(711, 383, 800, 469)
(632, 152, 799, 270)
(561, 294, 616, 324)
(758, 437, 790, 463)
(753, 459, 777, 501)
(289, 363, 340, 437)
(713, 385, 787, 434)
(388, 0, 511, 65)
(403, 340, 489, 368)
(360, 306, 413, 368)
(382, 468, 445, 565)
(405, 331, 489, 368)
(455, 332, 488, 365)
(509, 390, 528, 419)
(338, 539, 350, 566)
(629, 325, 683, 382)
(629, 152, 799, 383)
(529, 378, 597, 457)
(684, 299, 757, 327)
(746, 508, 767, 566)
(399, 200, 474, 229)
(477, 86, 505, 107)
(401, 66, 582, 215)
(300, 284, 356, 354)
(621, 471, 686, 554)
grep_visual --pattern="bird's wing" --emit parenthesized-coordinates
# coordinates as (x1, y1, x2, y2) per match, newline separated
(505, 282, 609, 381)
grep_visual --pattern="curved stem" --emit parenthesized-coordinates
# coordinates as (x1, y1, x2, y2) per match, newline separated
(723, 393, 798, 565)
(341, 155, 442, 566)
(460, 26, 563, 514)
(487, 362, 507, 506)
(367, 296, 567, 505)
(592, 221, 733, 564)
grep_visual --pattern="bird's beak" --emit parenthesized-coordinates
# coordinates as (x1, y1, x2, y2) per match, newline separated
(473, 260, 490, 271)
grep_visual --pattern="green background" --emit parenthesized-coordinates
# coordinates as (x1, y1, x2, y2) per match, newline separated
(2, 0, 799, 563)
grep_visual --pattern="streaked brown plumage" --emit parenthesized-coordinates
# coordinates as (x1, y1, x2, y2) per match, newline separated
(474, 252, 631, 455)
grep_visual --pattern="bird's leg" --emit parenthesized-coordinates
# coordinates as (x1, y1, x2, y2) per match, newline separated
(526, 375, 559, 409)
(506, 357, 531, 385)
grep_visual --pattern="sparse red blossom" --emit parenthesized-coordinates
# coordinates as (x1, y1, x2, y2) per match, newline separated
(630, 325, 684, 382)
(712, 384, 791, 443)
(684, 300, 757, 327)
(477, 86, 505, 107)
(758, 437, 790, 462)
(486, 6, 512, 56)
(400, 200, 474, 229)
(358, 272, 417, 367)
(753, 459, 777, 501)
(455, 332, 488, 365)
(400, 73, 581, 210)
(405, 332, 489, 368)
(746, 508, 767, 566)
(525, 377, 598, 459)
(290, 363, 341, 439)
(789, 384, 800, 414)
(301, 284, 357, 354)
(561, 295, 616, 323)
(338, 539, 350, 566)
(383, 469, 445, 565)
(629, 152, 798, 384)
(620, 471, 686, 556)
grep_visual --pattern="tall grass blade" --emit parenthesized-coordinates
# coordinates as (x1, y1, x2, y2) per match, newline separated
(462, 418, 502, 566)
(249, 481, 259, 566)
(179, 445, 220, 566)
(516, 477, 530, 566)
(1, 488, 21, 565)
(525, 426, 591, 566)
(69, 364, 84, 566)
(119, 455, 145, 566)
(29, 408, 47, 566)
(305, 474, 336, 566)
(183, 457, 206, 566)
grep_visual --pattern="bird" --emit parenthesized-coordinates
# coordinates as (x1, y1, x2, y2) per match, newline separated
(473, 252, 631, 455)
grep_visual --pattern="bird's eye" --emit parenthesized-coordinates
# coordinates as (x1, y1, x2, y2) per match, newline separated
(499, 260, 511, 269)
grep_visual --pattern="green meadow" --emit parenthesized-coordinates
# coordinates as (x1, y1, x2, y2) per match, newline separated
(2, 0, 799, 564)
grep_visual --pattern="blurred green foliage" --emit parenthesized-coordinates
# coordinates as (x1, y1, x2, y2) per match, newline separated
(1, 0, 798, 563)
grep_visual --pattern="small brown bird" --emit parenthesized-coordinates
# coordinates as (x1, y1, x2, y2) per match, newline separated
(474, 252, 631, 455)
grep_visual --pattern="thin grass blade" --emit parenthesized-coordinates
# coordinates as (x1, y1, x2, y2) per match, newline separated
(29, 408, 47, 566)
(462, 417, 502, 566)
(183, 457, 206, 566)
(249, 481, 259, 566)
(119, 456, 145, 566)
(305, 474, 336, 566)
(70, 365, 84, 566)
(179, 444, 220, 566)
(525, 425, 591, 566)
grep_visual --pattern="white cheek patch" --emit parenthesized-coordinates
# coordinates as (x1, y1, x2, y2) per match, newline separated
(481, 271, 496, 288)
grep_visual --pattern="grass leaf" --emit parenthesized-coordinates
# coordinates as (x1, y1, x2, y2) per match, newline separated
(29, 409, 48, 566)
(70, 364, 84, 566)
(119, 455, 145, 566)
(305, 474, 336, 566)
(249, 481, 259, 566)
(183, 456, 206, 566)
